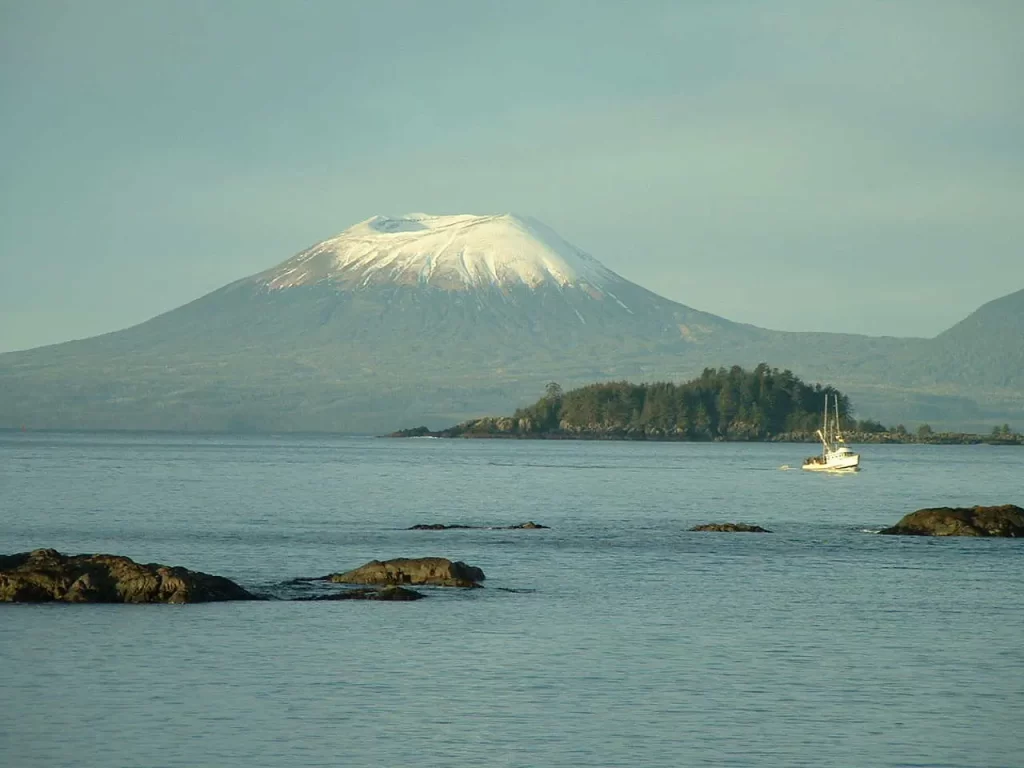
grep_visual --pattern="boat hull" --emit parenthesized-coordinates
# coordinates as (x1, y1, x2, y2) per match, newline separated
(802, 454, 860, 472)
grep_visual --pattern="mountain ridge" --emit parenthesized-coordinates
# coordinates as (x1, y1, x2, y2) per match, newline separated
(0, 214, 1020, 433)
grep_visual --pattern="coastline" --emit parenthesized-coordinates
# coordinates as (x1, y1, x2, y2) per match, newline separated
(388, 425, 1023, 446)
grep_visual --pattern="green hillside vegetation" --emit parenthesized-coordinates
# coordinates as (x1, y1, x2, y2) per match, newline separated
(399, 364, 1023, 443)
(419, 365, 854, 440)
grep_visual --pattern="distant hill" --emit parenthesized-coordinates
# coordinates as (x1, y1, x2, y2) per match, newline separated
(0, 213, 1020, 433)
(920, 288, 1024, 390)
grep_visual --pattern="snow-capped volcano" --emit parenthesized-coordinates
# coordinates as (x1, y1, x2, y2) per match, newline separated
(258, 213, 616, 292)
(2, 208, 1018, 435)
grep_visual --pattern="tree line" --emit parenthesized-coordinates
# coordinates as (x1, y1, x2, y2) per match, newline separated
(390, 364, 1020, 442)
(505, 364, 853, 440)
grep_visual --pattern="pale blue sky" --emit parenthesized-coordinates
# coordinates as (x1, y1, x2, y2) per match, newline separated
(1, 0, 1022, 352)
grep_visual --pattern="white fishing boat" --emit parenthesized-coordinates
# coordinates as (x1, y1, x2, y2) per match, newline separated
(802, 394, 860, 472)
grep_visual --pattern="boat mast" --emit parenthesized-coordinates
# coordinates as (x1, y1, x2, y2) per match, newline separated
(834, 394, 844, 443)
(826, 396, 831, 448)
(818, 395, 829, 455)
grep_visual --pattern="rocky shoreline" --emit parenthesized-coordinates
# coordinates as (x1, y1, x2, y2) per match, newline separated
(691, 523, 772, 533)
(0, 552, 486, 604)
(389, 423, 1022, 445)
(4, 505, 1020, 604)
(0, 549, 257, 603)
(326, 557, 485, 588)
(879, 505, 1024, 537)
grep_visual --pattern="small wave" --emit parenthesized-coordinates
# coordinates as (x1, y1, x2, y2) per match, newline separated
(860, 528, 882, 534)
(778, 464, 792, 471)
(487, 461, 640, 470)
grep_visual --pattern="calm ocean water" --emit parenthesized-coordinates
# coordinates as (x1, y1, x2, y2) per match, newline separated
(1, 432, 1021, 768)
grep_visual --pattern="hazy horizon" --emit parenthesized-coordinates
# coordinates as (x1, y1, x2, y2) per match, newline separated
(2, 1, 1022, 353)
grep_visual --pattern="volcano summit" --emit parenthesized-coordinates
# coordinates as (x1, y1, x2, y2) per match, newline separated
(260, 213, 616, 292)
(243, 211, 732, 342)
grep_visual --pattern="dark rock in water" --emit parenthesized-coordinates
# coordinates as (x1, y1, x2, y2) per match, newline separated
(690, 523, 772, 533)
(0, 548, 256, 603)
(328, 557, 485, 587)
(279, 576, 322, 585)
(408, 521, 549, 530)
(297, 585, 425, 601)
(389, 426, 435, 438)
(879, 505, 1024, 537)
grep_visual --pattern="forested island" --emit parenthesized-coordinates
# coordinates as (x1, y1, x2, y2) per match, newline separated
(392, 365, 1022, 444)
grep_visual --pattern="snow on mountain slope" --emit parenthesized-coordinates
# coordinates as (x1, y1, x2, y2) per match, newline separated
(258, 213, 618, 292)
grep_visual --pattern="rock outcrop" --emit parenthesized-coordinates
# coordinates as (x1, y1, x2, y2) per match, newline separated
(879, 505, 1024, 536)
(408, 521, 548, 530)
(328, 557, 485, 587)
(0, 548, 256, 603)
(690, 523, 772, 533)
(297, 585, 425, 601)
